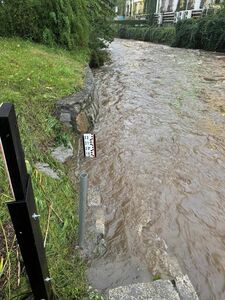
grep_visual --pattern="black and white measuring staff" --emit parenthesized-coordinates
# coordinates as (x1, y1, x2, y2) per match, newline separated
(83, 133, 96, 158)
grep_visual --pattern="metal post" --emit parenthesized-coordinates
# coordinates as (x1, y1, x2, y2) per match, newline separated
(7, 178, 54, 300)
(0, 103, 28, 200)
(0, 103, 54, 300)
(78, 173, 88, 248)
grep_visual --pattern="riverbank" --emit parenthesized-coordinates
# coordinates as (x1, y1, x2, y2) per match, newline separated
(0, 38, 90, 299)
(115, 9, 225, 52)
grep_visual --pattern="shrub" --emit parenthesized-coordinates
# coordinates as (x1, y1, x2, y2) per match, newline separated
(117, 8, 225, 53)
(0, 0, 90, 49)
(173, 9, 225, 52)
(172, 19, 199, 49)
(0, 0, 115, 55)
(117, 25, 175, 45)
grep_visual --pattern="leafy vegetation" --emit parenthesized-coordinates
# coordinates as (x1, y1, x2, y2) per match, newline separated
(116, 5, 225, 52)
(114, 19, 150, 26)
(88, 1, 115, 67)
(0, 38, 89, 299)
(152, 274, 161, 281)
(0, 0, 115, 66)
(117, 25, 175, 45)
(0, 0, 116, 298)
(173, 8, 225, 52)
(0, 0, 89, 49)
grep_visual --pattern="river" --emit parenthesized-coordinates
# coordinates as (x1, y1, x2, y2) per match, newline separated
(82, 39, 225, 300)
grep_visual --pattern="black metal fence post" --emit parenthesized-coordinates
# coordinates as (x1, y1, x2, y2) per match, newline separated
(0, 103, 54, 300)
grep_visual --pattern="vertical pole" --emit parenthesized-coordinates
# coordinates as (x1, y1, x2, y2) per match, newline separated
(0, 103, 28, 200)
(0, 103, 54, 300)
(78, 173, 88, 248)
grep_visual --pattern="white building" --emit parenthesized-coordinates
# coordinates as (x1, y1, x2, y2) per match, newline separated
(155, 0, 223, 13)
(125, 0, 144, 17)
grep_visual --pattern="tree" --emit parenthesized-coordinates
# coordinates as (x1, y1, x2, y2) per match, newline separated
(86, 0, 115, 67)
(0, 0, 115, 51)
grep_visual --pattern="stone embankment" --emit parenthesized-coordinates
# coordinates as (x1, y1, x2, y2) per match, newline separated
(109, 277, 198, 300)
(56, 66, 99, 133)
(87, 188, 199, 300)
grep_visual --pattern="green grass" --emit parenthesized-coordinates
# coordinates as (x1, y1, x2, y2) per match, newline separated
(0, 38, 89, 299)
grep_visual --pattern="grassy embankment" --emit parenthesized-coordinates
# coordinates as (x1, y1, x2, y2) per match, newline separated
(0, 38, 89, 299)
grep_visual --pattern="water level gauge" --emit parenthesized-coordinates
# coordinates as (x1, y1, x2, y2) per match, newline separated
(83, 134, 96, 158)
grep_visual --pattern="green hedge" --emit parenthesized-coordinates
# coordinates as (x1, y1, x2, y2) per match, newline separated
(173, 11, 225, 52)
(114, 19, 150, 26)
(116, 9, 225, 52)
(118, 26, 175, 45)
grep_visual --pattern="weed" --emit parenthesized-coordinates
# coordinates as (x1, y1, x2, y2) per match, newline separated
(153, 274, 161, 281)
(89, 290, 105, 300)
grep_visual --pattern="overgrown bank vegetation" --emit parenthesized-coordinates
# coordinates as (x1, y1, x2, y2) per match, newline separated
(0, 0, 115, 299)
(116, 7, 225, 52)
(0, 38, 89, 299)
(117, 25, 175, 45)
(173, 10, 225, 51)
(0, 0, 115, 66)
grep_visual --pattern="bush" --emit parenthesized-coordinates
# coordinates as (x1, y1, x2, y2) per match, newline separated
(0, 0, 90, 49)
(89, 49, 110, 68)
(117, 25, 175, 45)
(117, 8, 225, 53)
(172, 19, 199, 49)
(144, 27, 175, 44)
(173, 9, 225, 52)
(114, 19, 150, 26)
(0, 0, 116, 68)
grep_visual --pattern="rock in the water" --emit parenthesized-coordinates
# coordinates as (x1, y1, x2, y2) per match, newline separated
(96, 218, 105, 236)
(93, 237, 107, 258)
(88, 187, 102, 207)
(175, 275, 199, 300)
(76, 111, 89, 133)
(109, 280, 180, 300)
(35, 163, 59, 179)
(51, 144, 73, 163)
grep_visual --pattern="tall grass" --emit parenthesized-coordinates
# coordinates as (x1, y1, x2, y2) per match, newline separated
(0, 38, 88, 299)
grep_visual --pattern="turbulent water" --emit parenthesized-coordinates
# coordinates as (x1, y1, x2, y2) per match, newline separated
(82, 39, 225, 300)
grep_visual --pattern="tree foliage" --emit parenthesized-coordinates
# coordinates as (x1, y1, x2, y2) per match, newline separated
(0, 0, 115, 51)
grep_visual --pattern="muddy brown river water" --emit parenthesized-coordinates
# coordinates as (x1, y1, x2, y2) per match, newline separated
(82, 39, 225, 300)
